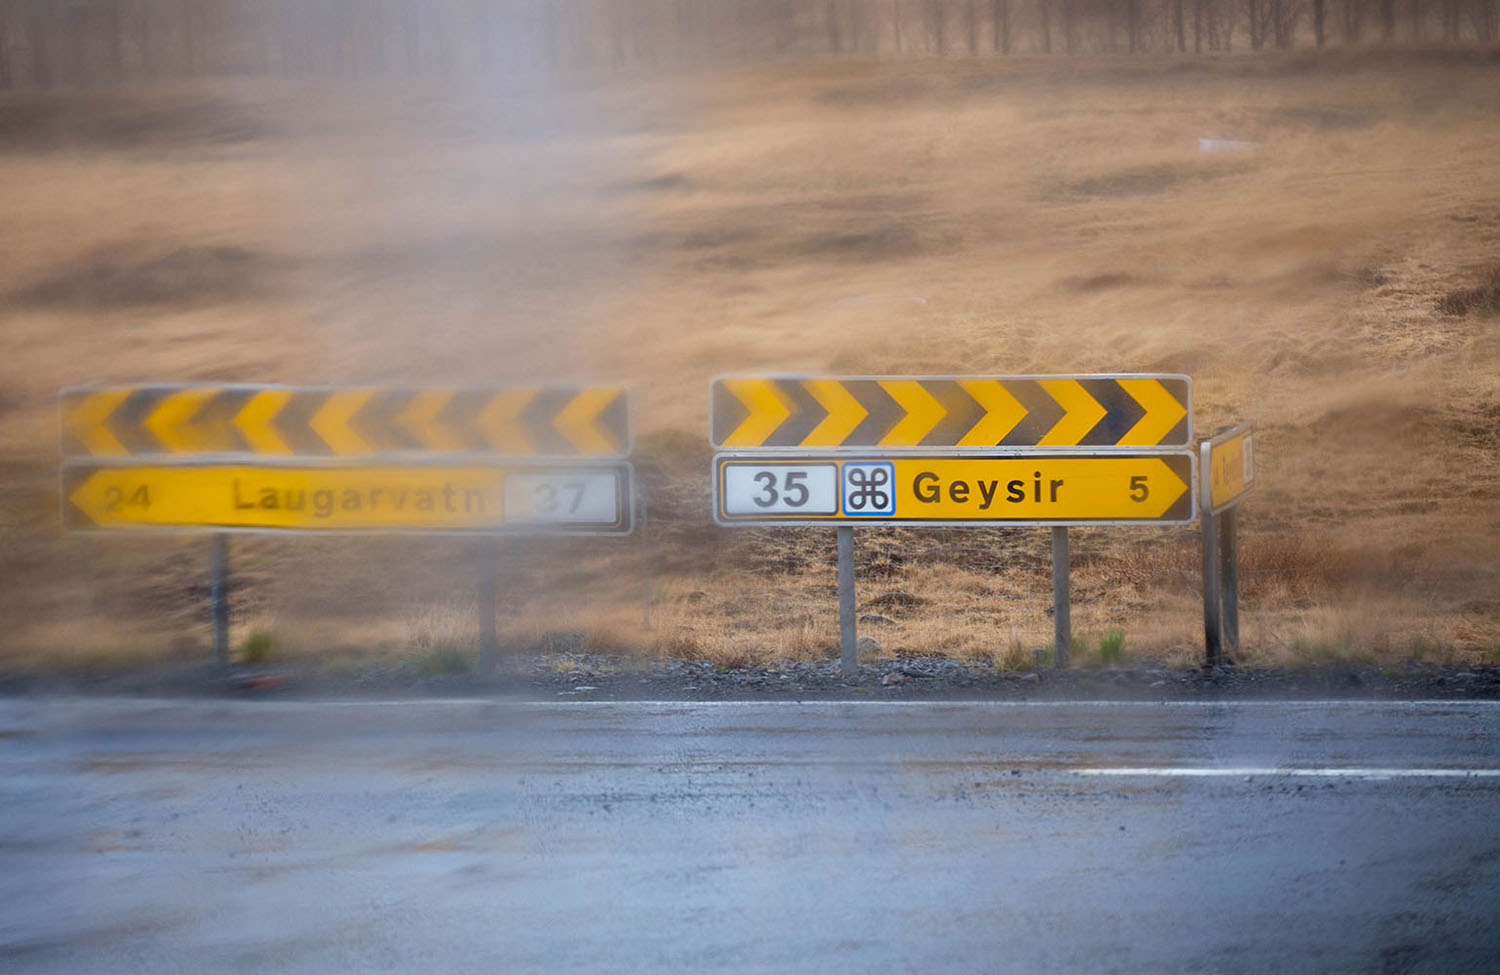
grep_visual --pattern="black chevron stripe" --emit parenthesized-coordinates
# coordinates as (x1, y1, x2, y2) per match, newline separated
(198, 389, 254, 452)
(922, 380, 986, 448)
(276, 391, 332, 455)
(1001, 381, 1065, 446)
(353, 390, 415, 452)
(524, 388, 577, 454)
(113, 388, 167, 454)
(443, 390, 491, 451)
(845, 380, 902, 445)
(712, 382, 748, 445)
(1078, 379, 1147, 446)
(764, 380, 824, 446)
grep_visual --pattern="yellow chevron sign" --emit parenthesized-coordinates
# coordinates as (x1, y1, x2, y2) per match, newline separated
(59, 385, 630, 459)
(714, 453, 1196, 526)
(711, 375, 1191, 449)
(63, 463, 633, 534)
(1201, 422, 1254, 515)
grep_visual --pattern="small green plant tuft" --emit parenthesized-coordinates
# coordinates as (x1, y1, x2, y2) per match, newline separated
(413, 643, 472, 676)
(1099, 627, 1127, 664)
(238, 630, 278, 665)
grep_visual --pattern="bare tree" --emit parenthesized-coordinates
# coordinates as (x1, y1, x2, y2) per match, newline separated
(1038, 0, 1053, 50)
(925, 0, 948, 53)
(24, 0, 50, 86)
(0, 1, 12, 88)
(992, 0, 1011, 49)
(1340, 0, 1362, 40)
(1473, 0, 1498, 40)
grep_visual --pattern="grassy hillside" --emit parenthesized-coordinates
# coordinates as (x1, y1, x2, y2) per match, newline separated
(3, 49, 1499, 671)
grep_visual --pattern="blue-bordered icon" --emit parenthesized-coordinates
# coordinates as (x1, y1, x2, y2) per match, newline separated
(841, 462, 895, 517)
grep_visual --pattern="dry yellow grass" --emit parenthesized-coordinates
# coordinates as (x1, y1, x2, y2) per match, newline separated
(3, 50, 1500, 669)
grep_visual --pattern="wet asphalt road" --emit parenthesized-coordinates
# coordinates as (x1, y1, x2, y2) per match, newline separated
(3, 698, 1500, 974)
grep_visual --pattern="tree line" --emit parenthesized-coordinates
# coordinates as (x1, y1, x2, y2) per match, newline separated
(1, 0, 1495, 88)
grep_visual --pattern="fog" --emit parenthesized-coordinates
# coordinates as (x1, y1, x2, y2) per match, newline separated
(1, 3, 1498, 676)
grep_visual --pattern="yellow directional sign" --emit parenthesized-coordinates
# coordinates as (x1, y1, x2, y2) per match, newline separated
(710, 375, 1191, 449)
(63, 463, 633, 534)
(1201, 422, 1254, 515)
(714, 453, 1196, 526)
(59, 384, 631, 459)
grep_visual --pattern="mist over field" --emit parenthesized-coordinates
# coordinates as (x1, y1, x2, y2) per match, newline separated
(2, 2, 1499, 674)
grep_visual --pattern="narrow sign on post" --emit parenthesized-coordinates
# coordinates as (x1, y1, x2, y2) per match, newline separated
(1200, 422, 1254, 666)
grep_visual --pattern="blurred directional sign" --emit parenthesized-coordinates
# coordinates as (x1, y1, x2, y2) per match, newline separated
(710, 375, 1190, 450)
(60, 384, 630, 459)
(1201, 422, 1254, 515)
(713, 452, 1196, 526)
(62, 462, 633, 534)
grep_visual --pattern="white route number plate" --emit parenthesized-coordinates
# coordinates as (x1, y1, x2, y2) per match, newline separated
(721, 463, 839, 516)
(504, 471, 622, 525)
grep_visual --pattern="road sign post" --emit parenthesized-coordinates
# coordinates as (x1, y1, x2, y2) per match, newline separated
(1051, 527, 1071, 667)
(837, 526, 857, 677)
(1201, 507, 1223, 667)
(210, 533, 229, 669)
(638, 492, 652, 630)
(1200, 422, 1254, 667)
(1221, 506, 1240, 652)
(477, 538, 498, 677)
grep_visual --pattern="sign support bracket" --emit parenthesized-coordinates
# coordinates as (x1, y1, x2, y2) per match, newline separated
(837, 526, 857, 677)
(1051, 527, 1071, 667)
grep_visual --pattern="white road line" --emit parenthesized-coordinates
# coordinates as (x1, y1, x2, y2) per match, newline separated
(1075, 767, 1500, 779)
(10, 698, 1499, 711)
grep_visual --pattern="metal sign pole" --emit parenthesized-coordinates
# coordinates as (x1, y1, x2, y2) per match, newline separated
(837, 526, 857, 677)
(1051, 527, 1071, 667)
(210, 533, 229, 668)
(1220, 505, 1239, 658)
(477, 538, 498, 676)
(1201, 508, 1222, 667)
(639, 491, 652, 630)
